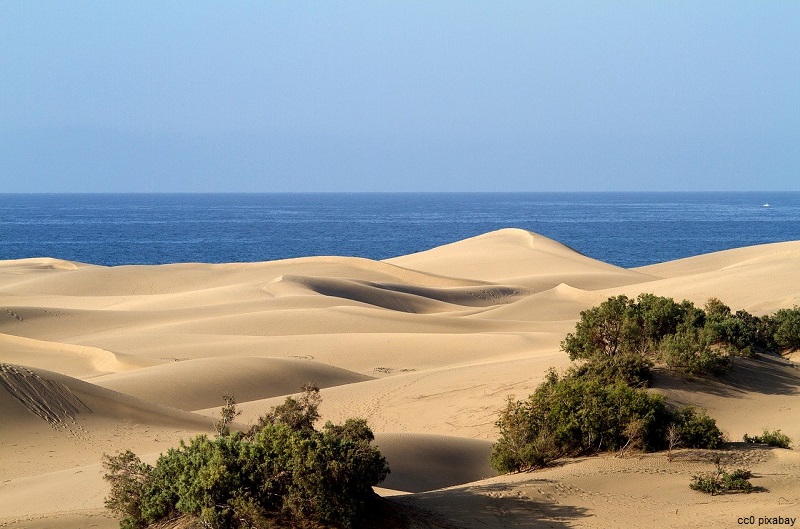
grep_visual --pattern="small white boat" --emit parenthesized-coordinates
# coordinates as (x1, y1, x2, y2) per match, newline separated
(763, 203, 770, 207)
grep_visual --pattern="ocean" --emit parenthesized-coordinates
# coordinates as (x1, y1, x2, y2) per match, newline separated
(1, 192, 799, 268)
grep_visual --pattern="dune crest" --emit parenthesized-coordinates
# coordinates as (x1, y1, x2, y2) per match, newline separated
(0, 332, 156, 377)
(635, 240, 800, 277)
(615, 241, 800, 313)
(0, 257, 88, 271)
(387, 228, 657, 289)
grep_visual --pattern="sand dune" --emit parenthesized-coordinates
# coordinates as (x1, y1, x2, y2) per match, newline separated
(2, 229, 800, 528)
(393, 446, 800, 529)
(387, 228, 658, 289)
(471, 282, 604, 322)
(653, 353, 800, 442)
(635, 240, 800, 278)
(0, 332, 158, 377)
(630, 241, 800, 313)
(1, 363, 213, 431)
(279, 274, 526, 313)
(1, 363, 92, 426)
(0, 361, 215, 505)
(92, 356, 372, 411)
(79, 331, 553, 374)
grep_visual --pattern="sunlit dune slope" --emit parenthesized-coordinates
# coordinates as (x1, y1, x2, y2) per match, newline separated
(622, 241, 800, 313)
(0, 332, 159, 377)
(386, 228, 658, 289)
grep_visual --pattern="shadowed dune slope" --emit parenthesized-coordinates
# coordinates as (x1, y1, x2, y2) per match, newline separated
(374, 433, 497, 493)
(470, 282, 603, 322)
(652, 353, 800, 442)
(279, 274, 527, 313)
(0, 363, 92, 426)
(92, 357, 372, 411)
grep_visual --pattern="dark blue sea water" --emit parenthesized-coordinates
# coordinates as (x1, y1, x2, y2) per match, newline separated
(1, 193, 799, 269)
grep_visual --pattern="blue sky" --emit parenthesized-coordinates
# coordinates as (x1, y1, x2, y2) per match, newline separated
(2, 1, 798, 192)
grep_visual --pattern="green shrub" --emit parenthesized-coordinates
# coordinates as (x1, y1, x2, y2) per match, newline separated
(658, 325, 730, 376)
(690, 472, 722, 495)
(561, 295, 639, 360)
(569, 351, 653, 387)
(562, 294, 739, 376)
(723, 468, 754, 492)
(102, 450, 155, 529)
(702, 299, 767, 357)
(690, 464, 753, 495)
(743, 429, 792, 449)
(670, 406, 724, 449)
(562, 294, 706, 361)
(562, 295, 800, 377)
(729, 310, 763, 356)
(103, 389, 389, 529)
(494, 294, 800, 474)
(213, 394, 242, 437)
(490, 369, 693, 472)
(760, 429, 792, 448)
(561, 293, 690, 358)
(490, 394, 558, 472)
(249, 382, 322, 435)
(636, 294, 697, 348)
(704, 298, 731, 320)
(491, 361, 725, 473)
(772, 307, 800, 351)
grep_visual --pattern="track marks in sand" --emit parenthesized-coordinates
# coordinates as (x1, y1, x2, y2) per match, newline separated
(0, 364, 91, 426)
(3, 307, 25, 322)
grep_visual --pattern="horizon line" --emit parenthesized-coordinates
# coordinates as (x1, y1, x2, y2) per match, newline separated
(2, 190, 798, 195)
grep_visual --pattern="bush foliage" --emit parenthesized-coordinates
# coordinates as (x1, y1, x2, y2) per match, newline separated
(771, 308, 800, 351)
(568, 351, 654, 388)
(743, 429, 792, 449)
(489, 294, 787, 473)
(690, 464, 753, 495)
(563, 295, 800, 377)
(103, 386, 389, 529)
(490, 367, 723, 472)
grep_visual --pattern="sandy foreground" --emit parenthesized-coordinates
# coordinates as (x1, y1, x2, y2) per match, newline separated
(1, 228, 799, 528)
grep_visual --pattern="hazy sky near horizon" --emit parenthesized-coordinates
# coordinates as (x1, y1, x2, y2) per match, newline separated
(2, 2, 798, 192)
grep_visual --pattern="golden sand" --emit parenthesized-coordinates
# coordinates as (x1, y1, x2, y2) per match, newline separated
(2, 229, 799, 528)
